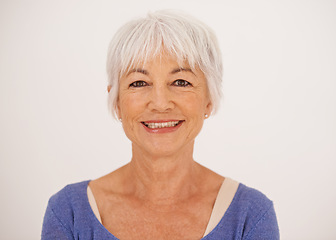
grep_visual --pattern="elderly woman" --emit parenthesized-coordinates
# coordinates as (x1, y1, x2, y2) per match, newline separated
(42, 10, 279, 239)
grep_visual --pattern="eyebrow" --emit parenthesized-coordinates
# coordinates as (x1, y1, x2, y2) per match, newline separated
(170, 67, 195, 75)
(126, 67, 195, 76)
(126, 68, 149, 76)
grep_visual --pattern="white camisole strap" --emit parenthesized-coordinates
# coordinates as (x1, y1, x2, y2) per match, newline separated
(202, 177, 239, 236)
(87, 185, 102, 223)
(87, 177, 240, 234)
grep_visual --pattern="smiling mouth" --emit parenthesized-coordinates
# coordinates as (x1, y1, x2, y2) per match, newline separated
(141, 121, 183, 129)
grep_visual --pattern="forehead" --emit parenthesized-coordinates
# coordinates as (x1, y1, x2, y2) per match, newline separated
(123, 53, 198, 76)
(121, 46, 197, 70)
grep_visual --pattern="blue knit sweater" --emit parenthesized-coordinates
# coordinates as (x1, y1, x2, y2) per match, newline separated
(42, 181, 279, 239)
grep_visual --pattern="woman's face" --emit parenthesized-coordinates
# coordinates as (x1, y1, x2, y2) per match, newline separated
(116, 54, 212, 157)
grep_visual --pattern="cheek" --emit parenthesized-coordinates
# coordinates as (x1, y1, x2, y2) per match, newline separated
(180, 93, 208, 116)
(118, 96, 141, 140)
(118, 94, 144, 117)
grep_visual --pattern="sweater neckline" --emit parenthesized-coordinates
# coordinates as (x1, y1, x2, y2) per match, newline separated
(82, 179, 240, 240)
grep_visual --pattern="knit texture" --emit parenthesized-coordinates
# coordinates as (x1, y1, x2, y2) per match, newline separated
(42, 180, 279, 239)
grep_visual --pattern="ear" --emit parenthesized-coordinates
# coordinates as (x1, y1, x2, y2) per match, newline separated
(205, 100, 213, 116)
(116, 103, 121, 119)
(107, 85, 112, 93)
(115, 96, 122, 120)
(108, 85, 121, 119)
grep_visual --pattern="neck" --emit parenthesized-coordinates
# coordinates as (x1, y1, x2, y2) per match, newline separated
(125, 141, 204, 205)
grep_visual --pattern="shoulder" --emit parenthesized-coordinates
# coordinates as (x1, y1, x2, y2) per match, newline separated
(223, 181, 276, 226)
(46, 180, 90, 224)
(42, 180, 91, 238)
(232, 183, 280, 239)
(48, 180, 90, 208)
(235, 183, 273, 210)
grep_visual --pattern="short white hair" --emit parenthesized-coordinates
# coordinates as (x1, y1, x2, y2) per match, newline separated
(106, 10, 223, 118)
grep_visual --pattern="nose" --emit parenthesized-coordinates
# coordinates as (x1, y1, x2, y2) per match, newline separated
(148, 85, 174, 112)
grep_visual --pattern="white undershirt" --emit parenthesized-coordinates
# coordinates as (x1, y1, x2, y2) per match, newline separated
(87, 178, 239, 237)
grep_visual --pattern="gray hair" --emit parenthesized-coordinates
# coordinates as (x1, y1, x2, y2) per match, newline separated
(106, 10, 223, 118)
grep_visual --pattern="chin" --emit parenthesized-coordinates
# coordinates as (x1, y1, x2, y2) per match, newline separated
(140, 138, 194, 158)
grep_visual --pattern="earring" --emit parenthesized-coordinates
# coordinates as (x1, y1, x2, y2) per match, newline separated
(204, 114, 208, 118)
(119, 118, 122, 122)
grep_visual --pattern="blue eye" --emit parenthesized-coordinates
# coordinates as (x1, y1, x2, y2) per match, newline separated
(173, 79, 192, 87)
(129, 81, 148, 88)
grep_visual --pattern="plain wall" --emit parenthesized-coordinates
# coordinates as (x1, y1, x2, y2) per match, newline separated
(1, 0, 335, 239)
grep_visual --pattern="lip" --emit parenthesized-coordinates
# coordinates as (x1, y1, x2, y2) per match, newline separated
(141, 120, 184, 133)
(142, 119, 181, 123)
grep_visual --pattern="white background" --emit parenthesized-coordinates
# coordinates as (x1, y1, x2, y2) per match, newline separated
(1, 0, 335, 239)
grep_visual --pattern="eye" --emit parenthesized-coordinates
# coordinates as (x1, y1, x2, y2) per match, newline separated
(129, 81, 148, 88)
(172, 79, 192, 87)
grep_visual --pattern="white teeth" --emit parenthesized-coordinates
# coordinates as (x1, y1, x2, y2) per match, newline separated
(144, 121, 180, 129)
